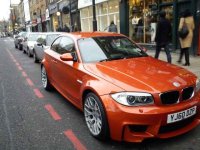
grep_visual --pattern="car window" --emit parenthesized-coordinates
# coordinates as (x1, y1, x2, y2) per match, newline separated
(78, 38, 107, 62)
(28, 34, 40, 41)
(78, 36, 148, 63)
(57, 37, 75, 54)
(22, 32, 27, 38)
(51, 37, 61, 52)
(46, 34, 60, 46)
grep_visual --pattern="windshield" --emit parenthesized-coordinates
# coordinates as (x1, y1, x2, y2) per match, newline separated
(46, 34, 60, 46)
(78, 36, 148, 63)
(18, 32, 25, 36)
(28, 34, 40, 41)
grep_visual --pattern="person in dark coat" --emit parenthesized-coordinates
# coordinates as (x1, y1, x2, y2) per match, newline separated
(108, 21, 118, 33)
(155, 10, 172, 63)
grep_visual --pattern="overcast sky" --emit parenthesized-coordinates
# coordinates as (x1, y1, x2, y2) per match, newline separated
(0, 0, 20, 21)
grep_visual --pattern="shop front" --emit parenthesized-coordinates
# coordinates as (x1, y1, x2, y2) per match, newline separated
(59, 0, 70, 29)
(78, 0, 120, 32)
(45, 9, 51, 32)
(61, 0, 80, 32)
(48, 2, 59, 32)
(128, 0, 160, 44)
(120, 0, 197, 54)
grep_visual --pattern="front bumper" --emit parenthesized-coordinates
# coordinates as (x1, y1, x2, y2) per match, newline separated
(101, 92, 200, 142)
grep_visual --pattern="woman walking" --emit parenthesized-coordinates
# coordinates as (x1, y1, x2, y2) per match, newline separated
(177, 9, 195, 66)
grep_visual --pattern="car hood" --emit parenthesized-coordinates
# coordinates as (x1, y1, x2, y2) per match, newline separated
(83, 56, 196, 93)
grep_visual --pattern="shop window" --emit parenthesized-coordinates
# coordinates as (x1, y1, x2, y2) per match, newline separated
(99, 3, 108, 15)
(108, 0, 119, 13)
(80, 0, 119, 32)
(81, 8, 89, 18)
(129, 0, 159, 43)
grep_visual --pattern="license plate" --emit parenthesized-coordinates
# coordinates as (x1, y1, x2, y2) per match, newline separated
(167, 106, 197, 124)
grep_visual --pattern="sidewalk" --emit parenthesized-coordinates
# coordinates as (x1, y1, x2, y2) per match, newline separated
(147, 50, 200, 78)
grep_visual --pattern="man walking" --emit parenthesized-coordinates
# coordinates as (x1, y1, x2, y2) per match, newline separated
(155, 10, 172, 63)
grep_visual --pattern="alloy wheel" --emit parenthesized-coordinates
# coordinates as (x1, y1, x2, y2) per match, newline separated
(84, 96, 102, 136)
(33, 52, 38, 63)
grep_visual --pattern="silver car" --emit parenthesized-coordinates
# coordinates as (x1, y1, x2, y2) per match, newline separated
(33, 32, 61, 63)
(14, 32, 27, 50)
(22, 32, 42, 57)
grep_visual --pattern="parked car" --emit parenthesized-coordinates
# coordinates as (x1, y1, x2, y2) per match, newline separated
(14, 32, 27, 50)
(41, 32, 200, 142)
(22, 32, 42, 57)
(33, 32, 61, 63)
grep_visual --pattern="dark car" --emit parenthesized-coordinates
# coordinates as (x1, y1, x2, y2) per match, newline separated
(33, 32, 61, 62)
(14, 32, 27, 50)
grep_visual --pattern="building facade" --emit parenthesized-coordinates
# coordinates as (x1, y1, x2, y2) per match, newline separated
(29, 0, 47, 32)
(18, 0, 26, 31)
(78, 0, 119, 32)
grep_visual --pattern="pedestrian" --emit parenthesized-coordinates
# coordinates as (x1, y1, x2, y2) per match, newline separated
(155, 10, 172, 63)
(177, 9, 195, 66)
(108, 21, 118, 33)
(136, 18, 143, 42)
(63, 24, 70, 32)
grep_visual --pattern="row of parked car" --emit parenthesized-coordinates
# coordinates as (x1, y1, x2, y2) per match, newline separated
(13, 31, 200, 143)
(14, 32, 61, 62)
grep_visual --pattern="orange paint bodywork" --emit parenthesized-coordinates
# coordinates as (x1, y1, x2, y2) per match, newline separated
(42, 32, 200, 142)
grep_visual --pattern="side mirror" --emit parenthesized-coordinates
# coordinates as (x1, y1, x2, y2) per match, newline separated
(142, 47, 147, 52)
(141, 46, 148, 52)
(60, 53, 73, 61)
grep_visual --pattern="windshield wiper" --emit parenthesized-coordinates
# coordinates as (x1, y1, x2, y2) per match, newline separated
(99, 58, 114, 62)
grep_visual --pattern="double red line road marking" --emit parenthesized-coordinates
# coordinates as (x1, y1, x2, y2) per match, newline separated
(6, 48, 88, 150)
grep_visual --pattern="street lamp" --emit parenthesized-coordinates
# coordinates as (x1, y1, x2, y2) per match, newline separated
(57, 0, 63, 29)
(92, 0, 97, 31)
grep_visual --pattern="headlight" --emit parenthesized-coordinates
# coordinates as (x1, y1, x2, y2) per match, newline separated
(196, 79, 200, 92)
(111, 92, 154, 106)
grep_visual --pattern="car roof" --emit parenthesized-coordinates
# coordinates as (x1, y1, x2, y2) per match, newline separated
(59, 32, 124, 39)
(40, 32, 63, 35)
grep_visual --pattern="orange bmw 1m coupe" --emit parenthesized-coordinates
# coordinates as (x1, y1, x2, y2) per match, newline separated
(41, 32, 200, 142)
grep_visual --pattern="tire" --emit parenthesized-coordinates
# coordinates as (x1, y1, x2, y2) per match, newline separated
(41, 66, 52, 91)
(84, 92, 109, 140)
(15, 44, 17, 49)
(33, 50, 39, 63)
(27, 48, 32, 57)
(19, 44, 22, 50)
(22, 46, 26, 54)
